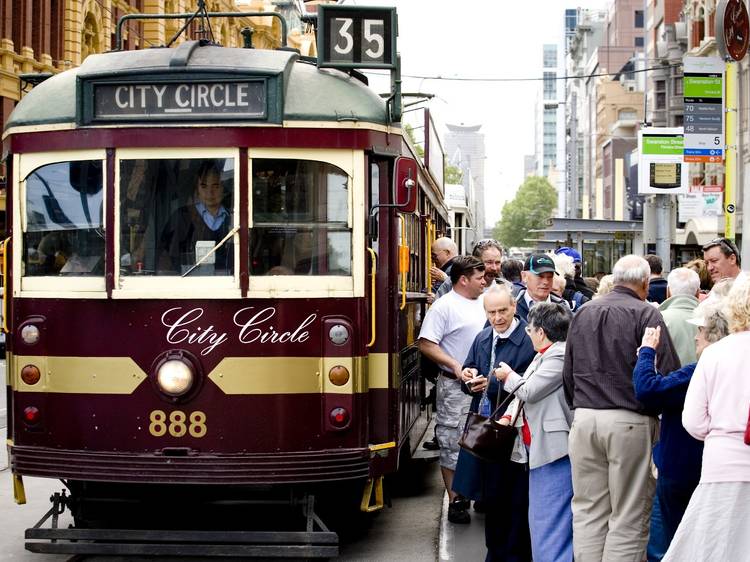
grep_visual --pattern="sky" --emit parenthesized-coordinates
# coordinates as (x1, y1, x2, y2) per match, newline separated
(342, 0, 608, 228)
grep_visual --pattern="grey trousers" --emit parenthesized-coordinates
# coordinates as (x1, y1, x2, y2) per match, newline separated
(568, 408, 658, 562)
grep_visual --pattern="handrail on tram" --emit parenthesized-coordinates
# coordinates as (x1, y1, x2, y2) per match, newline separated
(2, 236, 9, 333)
(115, 11, 288, 51)
(366, 248, 377, 348)
(426, 219, 434, 295)
(398, 215, 407, 311)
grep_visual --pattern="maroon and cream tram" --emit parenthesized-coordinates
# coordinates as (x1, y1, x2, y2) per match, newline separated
(3, 6, 451, 557)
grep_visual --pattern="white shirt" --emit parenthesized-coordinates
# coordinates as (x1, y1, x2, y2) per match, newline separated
(524, 290, 550, 310)
(419, 290, 486, 372)
(494, 318, 519, 341)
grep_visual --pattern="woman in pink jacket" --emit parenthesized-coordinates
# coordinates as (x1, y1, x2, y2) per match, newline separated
(663, 275, 750, 561)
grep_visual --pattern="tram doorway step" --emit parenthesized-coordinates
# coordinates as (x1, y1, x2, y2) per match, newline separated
(25, 491, 338, 558)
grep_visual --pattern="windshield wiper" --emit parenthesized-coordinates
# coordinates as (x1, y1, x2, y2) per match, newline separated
(181, 225, 240, 278)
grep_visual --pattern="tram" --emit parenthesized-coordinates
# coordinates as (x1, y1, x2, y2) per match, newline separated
(3, 5, 450, 557)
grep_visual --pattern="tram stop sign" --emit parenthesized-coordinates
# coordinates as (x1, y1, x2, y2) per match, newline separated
(317, 5, 397, 70)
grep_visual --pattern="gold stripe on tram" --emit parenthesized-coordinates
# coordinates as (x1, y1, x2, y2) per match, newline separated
(10, 353, 395, 394)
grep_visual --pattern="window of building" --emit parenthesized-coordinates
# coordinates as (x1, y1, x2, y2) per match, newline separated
(618, 108, 637, 121)
(674, 77, 683, 95)
(635, 36, 644, 47)
(543, 72, 557, 99)
(635, 10, 644, 28)
(544, 47, 557, 68)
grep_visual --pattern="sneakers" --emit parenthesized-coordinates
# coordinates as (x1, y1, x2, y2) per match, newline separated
(422, 436, 440, 451)
(447, 498, 471, 524)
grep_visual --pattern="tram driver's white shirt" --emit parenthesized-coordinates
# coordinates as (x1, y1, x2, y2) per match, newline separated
(419, 290, 486, 372)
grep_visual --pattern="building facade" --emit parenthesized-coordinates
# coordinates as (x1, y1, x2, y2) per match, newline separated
(445, 123, 486, 237)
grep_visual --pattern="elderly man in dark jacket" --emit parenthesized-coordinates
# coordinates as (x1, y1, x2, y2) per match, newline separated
(453, 282, 536, 561)
(563, 255, 681, 562)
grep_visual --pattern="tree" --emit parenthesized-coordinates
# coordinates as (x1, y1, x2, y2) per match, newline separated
(404, 123, 462, 184)
(444, 164, 462, 184)
(493, 176, 557, 247)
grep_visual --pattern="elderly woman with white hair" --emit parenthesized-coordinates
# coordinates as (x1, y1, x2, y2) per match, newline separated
(662, 276, 750, 561)
(634, 299, 731, 557)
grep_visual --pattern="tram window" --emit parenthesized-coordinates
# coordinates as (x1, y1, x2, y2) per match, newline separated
(23, 160, 104, 277)
(250, 159, 351, 276)
(119, 158, 235, 276)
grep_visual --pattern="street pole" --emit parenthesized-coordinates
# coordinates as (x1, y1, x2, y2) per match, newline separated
(724, 59, 737, 242)
(568, 91, 578, 218)
(655, 63, 673, 271)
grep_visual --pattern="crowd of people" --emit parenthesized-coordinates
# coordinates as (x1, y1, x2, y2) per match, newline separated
(418, 236, 750, 562)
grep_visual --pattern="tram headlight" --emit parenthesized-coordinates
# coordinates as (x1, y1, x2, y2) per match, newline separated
(156, 359, 194, 397)
(21, 325, 40, 345)
(328, 324, 349, 345)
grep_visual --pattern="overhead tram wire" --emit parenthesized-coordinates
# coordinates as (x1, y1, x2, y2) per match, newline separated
(363, 63, 683, 84)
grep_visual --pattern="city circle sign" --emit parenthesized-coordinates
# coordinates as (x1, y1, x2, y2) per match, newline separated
(717, 0, 750, 61)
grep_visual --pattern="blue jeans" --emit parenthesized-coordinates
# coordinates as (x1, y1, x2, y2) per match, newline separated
(647, 490, 668, 562)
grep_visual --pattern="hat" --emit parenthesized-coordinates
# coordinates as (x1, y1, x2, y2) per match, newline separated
(555, 246, 582, 263)
(524, 254, 557, 275)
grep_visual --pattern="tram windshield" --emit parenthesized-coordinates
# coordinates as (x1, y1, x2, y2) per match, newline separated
(23, 160, 104, 277)
(119, 158, 235, 277)
(250, 159, 351, 276)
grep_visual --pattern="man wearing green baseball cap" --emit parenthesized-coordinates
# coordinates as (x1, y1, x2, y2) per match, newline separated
(516, 254, 569, 321)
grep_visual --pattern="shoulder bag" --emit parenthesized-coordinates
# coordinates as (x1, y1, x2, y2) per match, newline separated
(458, 379, 526, 463)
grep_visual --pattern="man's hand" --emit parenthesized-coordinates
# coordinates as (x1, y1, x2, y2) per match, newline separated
(430, 266, 447, 283)
(494, 361, 514, 381)
(460, 367, 478, 383)
(467, 375, 487, 393)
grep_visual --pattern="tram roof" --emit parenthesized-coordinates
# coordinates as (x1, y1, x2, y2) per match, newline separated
(6, 43, 388, 131)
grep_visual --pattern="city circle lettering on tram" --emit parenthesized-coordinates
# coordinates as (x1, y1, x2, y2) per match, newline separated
(93, 81, 267, 120)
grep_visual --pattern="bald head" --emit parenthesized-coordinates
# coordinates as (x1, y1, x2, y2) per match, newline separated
(431, 237, 458, 268)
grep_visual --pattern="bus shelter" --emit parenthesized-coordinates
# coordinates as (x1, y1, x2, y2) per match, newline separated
(529, 217, 644, 277)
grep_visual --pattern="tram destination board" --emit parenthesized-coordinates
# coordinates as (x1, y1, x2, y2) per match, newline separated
(317, 5, 397, 69)
(82, 79, 269, 123)
(683, 56, 724, 163)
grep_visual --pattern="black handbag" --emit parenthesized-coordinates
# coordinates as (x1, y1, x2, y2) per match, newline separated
(458, 380, 526, 463)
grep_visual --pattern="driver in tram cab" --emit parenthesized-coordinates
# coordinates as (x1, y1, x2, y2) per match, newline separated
(159, 161, 233, 275)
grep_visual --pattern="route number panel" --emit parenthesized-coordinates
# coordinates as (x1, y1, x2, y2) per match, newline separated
(317, 5, 397, 70)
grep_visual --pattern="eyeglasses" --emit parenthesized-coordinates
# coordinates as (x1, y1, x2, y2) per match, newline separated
(702, 237, 739, 257)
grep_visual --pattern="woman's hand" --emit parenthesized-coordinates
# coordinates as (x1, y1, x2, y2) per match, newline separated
(494, 361, 514, 381)
(640, 326, 661, 351)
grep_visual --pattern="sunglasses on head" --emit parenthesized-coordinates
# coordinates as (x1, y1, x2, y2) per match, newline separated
(473, 239, 499, 252)
(703, 237, 739, 257)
